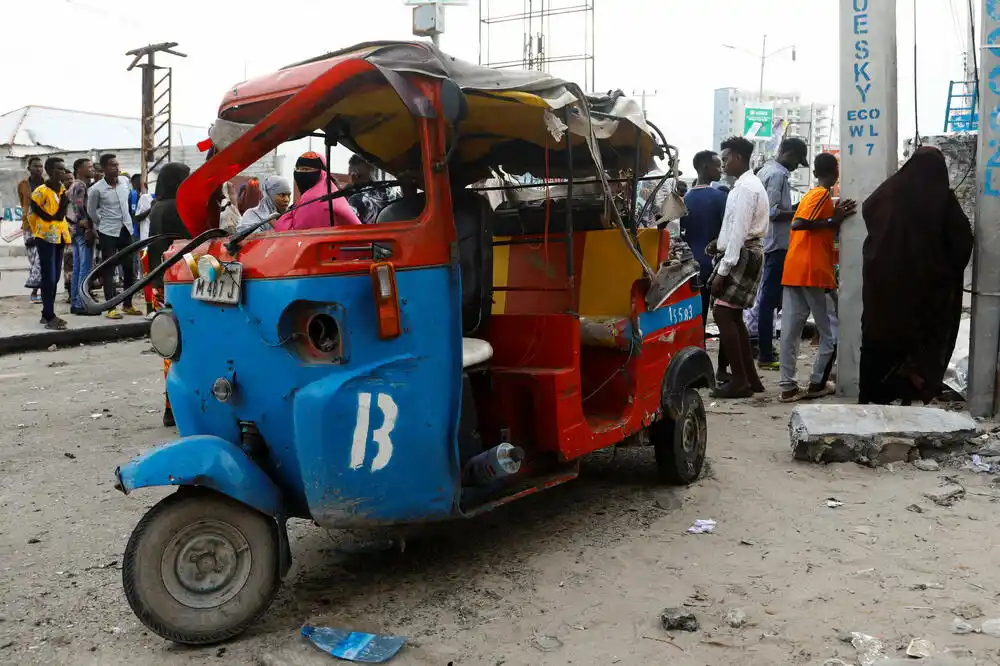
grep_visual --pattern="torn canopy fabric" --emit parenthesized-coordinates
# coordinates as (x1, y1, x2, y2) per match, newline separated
(215, 41, 662, 183)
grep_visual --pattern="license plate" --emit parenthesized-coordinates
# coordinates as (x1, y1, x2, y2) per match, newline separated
(191, 262, 243, 305)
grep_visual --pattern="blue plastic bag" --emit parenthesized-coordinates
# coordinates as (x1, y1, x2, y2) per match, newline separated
(301, 625, 407, 663)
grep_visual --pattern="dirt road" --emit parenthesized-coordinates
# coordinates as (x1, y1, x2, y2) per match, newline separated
(1, 340, 999, 665)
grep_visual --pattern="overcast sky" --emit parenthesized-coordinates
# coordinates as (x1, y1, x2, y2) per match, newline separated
(2, 0, 973, 172)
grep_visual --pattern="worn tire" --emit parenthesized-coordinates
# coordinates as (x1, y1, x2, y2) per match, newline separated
(122, 489, 280, 645)
(651, 388, 707, 484)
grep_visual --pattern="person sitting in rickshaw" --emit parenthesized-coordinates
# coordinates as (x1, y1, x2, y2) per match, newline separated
(235, 176, 293, 234)
(274, 152, 360, 231)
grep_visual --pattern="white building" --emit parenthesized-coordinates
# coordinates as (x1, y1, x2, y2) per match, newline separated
(712, 88, 839, 188)
(0, 105, 283, 255)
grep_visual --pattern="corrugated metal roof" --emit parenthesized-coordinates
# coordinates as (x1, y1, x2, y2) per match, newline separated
(0, 106, 207, 157)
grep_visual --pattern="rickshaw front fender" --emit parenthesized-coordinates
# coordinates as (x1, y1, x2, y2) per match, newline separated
(114, 435, 283, 518)
(662, 346, 716, 419)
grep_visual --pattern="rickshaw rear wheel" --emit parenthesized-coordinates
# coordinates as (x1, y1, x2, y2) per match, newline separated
(651, 388, 707, 484)
(122, 488, 281, 645)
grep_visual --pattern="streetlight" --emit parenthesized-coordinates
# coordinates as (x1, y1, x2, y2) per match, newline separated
(722, 35, 796, 101)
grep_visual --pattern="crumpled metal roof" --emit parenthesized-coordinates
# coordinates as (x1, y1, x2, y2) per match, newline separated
(0, 106, 207, 157)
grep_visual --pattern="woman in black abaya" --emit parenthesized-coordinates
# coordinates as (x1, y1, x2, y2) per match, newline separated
(859, 146, 973, 405)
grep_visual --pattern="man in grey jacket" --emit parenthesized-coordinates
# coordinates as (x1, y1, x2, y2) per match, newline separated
(753, 137, 809, 370)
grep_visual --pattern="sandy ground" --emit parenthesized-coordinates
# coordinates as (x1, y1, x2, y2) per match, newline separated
(2, 339, 1000, 665)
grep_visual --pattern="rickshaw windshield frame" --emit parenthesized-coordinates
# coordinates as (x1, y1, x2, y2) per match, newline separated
(178, 58, 435, 237)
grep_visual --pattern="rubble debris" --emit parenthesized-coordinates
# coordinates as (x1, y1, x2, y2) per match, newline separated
(951, 618, 974, 635)
(953, 603, 983, 620)
(661, 608, 699, 632)
(969, 454, 993, 473)
(914, 459, 940, 472)
(300, 625, 407, 663)
(686, 519, 716, 534)
(922, 484, 965, 507)
(911, 582, 944, 591)
(907, 637, 935, 658)
(980, 618, 1000, 638)
(789, 405, 979, 465)
(530, 634, 563, 652)
(906, 504, 926, 514)
(851, 632, 888, 666)
(725, 608, 747, 628)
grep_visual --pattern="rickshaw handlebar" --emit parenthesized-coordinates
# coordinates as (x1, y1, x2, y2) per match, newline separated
(80, 229, 229, 315)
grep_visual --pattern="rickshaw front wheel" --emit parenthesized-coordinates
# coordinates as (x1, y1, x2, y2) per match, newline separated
(122, 489, 281, 645)
(651, 388, 707, 484)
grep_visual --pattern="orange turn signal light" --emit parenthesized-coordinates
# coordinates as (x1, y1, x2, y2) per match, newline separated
(370, 262, 401, 339)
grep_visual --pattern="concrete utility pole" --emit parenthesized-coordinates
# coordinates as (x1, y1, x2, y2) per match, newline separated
(836, 0, 898, 398)
(968, 0, 1000, 417)
(126, 42, 186, 187)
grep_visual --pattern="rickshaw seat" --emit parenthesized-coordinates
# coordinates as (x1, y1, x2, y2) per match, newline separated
(377, 190, 495, 335)
(463, 337, 494, 368)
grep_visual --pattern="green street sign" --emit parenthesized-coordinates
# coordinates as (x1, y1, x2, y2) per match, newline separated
(743, 105, 774, 140)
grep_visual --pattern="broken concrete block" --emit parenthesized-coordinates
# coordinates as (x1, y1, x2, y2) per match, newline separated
(914, 458, 941, 472)
(923, 484, 965, 507)
(789, 404, 979, 466)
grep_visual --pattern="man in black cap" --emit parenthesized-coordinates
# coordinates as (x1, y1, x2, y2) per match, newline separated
(752, 136, 810, 371)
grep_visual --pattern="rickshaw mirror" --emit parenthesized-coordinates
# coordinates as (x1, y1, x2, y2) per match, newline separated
(441, 80, 468, 126)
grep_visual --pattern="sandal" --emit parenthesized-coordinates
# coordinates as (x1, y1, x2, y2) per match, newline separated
(806, 382, 835, 399)
(779, 387, 807, 403)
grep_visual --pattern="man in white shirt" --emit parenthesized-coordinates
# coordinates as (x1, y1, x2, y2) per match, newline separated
(87, 154, 141, 320)
(708, 136, 769, 399)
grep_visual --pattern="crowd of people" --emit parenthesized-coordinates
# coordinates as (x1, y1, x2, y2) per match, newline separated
(17, 134, 973, 407)
(680, 136, 973, 405)
(16, 150, 389, 331)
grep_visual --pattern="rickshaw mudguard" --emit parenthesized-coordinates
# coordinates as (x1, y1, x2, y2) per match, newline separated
(115, 435, 284, 518)
(291, 349, 462, 528)
(661, 346, 715, 419)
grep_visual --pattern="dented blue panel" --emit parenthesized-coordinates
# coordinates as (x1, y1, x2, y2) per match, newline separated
(162, 266, 464, 526)
(117, 435, 283, 516)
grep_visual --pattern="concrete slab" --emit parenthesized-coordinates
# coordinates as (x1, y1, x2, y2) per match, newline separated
(790, 404, 980, 465)
(0, 295, 148, 355)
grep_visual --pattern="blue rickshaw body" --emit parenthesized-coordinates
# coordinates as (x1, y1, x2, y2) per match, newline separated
(121, 264, 465, 528)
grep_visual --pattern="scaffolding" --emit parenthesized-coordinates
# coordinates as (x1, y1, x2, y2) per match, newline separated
(126, 42, 187, 185)
(478, 0, 595, 93)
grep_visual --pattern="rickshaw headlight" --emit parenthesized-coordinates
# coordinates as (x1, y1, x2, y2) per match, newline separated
(149, 308, 180, 360)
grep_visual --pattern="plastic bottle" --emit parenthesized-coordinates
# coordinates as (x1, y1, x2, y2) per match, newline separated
(464, 443, 524, 485)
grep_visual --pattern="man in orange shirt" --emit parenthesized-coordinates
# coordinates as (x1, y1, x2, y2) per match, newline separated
(778, 153, 857, 402)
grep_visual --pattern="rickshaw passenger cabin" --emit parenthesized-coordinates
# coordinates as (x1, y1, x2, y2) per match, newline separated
(109, 41, 713, 647)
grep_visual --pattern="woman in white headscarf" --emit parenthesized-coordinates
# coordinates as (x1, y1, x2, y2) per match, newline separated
(235, 175, 292, 235)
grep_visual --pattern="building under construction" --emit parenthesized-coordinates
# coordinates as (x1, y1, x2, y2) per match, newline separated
(478, 0, 595, 93)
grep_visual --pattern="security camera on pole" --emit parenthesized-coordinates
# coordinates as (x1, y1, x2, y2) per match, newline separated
(405, 0, 468, 48)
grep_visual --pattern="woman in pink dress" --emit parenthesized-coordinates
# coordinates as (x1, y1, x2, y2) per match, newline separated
(274, 152, 360, 231)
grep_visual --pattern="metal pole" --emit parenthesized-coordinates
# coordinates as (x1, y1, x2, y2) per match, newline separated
(836, 0, 898, 397)
(759, 34, 767, 102)
(968, 0, 1000, 417)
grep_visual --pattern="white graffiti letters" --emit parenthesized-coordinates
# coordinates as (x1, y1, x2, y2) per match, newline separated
(349, 392, 398, 472)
